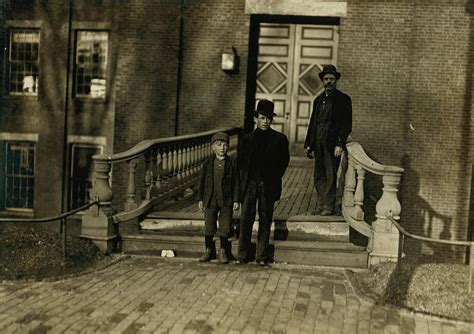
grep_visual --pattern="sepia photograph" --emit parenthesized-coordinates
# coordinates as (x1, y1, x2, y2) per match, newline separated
(0, 0, 473, 332)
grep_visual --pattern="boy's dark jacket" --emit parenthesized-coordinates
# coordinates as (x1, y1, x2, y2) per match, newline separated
(197, 155, 240, 208)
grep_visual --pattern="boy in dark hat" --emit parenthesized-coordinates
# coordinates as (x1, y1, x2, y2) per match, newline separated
(304, 64, 352, 216)
(197, 132, 240, 264)
(237, 99, 290, 266)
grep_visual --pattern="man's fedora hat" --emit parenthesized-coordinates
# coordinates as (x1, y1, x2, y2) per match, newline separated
(318, 64, 341, 80)
(211, 132, 229, 144)
(254, 99, 277, 118)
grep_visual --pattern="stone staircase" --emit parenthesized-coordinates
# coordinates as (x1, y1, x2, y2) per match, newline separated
(119, 211, 368, 268)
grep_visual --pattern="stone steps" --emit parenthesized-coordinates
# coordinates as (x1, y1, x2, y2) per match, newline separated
(119, 234, 367, 268)
(119, 211, 368, 268)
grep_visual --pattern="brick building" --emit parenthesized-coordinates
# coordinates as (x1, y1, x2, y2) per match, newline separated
(1, 0, 473, 262)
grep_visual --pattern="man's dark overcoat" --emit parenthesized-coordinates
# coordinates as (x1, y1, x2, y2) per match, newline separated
(238, 128, 290, 202)
(197, 156, 239, 208)
(304, 89, 352, 152)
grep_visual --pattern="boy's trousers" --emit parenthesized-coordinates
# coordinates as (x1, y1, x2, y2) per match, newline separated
(204, 203, 233, 238)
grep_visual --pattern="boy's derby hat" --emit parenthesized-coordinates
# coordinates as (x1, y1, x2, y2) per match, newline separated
(254, 99, 277, 118)
(318, 64, 341, 80)
(211, 132, 229, 144)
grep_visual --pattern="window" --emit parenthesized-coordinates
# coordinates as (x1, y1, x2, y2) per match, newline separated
(75, 30, 108, 99)
(0, 141, 35, 211)
(70, 144, 102, 210)
(9, 29, 40, 95)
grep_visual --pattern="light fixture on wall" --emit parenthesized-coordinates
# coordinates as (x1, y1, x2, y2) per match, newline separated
(221, 46, 239, 74)
(221, 53, 236, 71)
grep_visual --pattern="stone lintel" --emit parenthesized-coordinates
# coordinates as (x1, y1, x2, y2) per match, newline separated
(245, 0, 347, 18)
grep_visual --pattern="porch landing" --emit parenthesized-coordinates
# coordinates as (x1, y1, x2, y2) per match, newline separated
(148, 157, 340, 221)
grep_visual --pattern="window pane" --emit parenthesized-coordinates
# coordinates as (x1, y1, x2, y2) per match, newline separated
(3, 141, 35, 210)
(75, 30, 108, 99)
(9, 29, 40, 95)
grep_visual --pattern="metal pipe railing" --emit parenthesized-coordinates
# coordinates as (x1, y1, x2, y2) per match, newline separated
(0, 200, 99, 258)
(387, 212, 474, 292)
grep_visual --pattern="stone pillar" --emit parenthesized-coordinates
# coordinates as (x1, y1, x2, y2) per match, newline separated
(81, 155, 118, 254)
(369, 172, 402, 266)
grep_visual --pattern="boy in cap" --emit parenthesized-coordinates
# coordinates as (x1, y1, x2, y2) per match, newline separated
(197, 132, 240, 263)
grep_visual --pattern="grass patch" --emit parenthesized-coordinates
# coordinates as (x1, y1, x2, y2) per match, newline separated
(354, 261, 474, 322)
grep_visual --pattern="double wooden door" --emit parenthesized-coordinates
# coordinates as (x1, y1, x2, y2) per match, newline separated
(255, 23, 339, 155)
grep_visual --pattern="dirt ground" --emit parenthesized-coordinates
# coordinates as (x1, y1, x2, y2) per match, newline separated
(0, 224, 112, 281)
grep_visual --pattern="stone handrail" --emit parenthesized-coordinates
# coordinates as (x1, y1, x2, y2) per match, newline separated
(81, 127, 241, 253)
(342, 141, 404, 266)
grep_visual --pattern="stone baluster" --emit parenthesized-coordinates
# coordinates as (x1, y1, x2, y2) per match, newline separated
(156, 149, 163, 192)
(177, 146, 183, 181)
(143, 151, 152, 200)
(124, 159, 138, 211)
(162, 150, 169, 193)
(353, 166, 366, 220)
(370, 171, 403, 266)
(150, 148, 158, 198)
(171, 146, 178, 189)
(190, 144, 196, 177)
(183, 145, 191, 178)
(343, 158, 356, 207)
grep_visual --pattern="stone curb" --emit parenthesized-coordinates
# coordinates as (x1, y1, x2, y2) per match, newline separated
(344, 269, 474, 327)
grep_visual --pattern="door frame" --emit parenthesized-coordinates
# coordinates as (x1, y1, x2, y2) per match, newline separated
(244, 15, 340, 134)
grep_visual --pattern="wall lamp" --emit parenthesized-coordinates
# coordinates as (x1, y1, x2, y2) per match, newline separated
(221, 46, 240, 75)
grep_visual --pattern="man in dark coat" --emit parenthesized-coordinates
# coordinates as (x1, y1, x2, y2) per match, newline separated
(237, 99, 290, 266)
(304, 64, 352, 216)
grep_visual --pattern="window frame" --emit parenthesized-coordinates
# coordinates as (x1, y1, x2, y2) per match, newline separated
(7, 27, 41, 97)
(67, 136, 106, 211)
(73, 29, 109, 101)
(0, 133, 38, 213)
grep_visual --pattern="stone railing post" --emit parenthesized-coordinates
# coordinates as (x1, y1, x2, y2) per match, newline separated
(81, 155, 117, 254)
(369, 172, 403, 266)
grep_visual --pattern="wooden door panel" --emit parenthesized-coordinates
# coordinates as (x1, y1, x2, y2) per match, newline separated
(290, 25, 339, 155)
(255, 24, 295, 136)
(255, 23, 339, 155)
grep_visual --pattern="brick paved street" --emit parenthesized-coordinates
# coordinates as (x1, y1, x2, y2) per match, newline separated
(0, 256, 472, 333)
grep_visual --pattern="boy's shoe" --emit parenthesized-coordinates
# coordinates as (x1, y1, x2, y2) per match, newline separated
(219, 248, 229, 264)
(199, 248, 213, 262)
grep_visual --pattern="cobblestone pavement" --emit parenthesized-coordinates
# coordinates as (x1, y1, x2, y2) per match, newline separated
(0, 256, 472, 333)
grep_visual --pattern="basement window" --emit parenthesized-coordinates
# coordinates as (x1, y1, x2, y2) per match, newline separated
(69, 143, 103, 210)
(74, 30, 108, 99)
(8, 29, 40, 96)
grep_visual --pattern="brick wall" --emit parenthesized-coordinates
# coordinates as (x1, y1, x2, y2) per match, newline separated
(178, 0, 249, 134)
(339, 0, 472, 261)
(112, 0, 181, 209)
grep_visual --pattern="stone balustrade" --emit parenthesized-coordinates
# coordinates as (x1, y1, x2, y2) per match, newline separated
(342, 141, 404, 267)
(81, 128, 241, 253)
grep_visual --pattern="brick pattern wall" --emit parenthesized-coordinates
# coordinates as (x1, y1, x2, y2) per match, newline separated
(112, 0, 181, 209)
(339, 0, 472, 261)
(178, 0, 249, 134)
